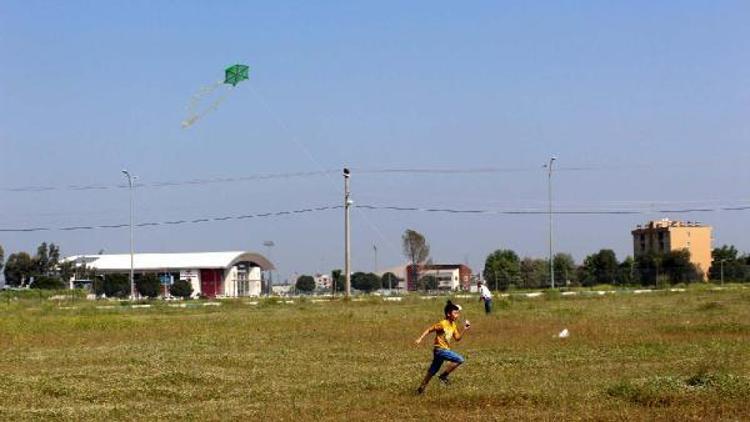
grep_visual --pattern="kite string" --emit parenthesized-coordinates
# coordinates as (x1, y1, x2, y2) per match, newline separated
(249, 84, 403, 264)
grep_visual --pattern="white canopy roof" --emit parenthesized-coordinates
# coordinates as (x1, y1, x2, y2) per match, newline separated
(66, 251, 274, 272)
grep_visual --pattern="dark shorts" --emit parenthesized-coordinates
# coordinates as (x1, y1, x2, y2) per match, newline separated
(428, 348, 465, 375)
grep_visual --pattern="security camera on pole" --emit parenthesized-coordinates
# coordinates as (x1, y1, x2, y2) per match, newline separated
(343, 168, 352, 297)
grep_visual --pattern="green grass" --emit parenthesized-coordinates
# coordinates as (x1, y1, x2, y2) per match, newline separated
(0, 289, 748, 420)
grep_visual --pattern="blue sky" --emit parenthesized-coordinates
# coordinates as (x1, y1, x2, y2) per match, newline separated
(1, 1, 749, 280)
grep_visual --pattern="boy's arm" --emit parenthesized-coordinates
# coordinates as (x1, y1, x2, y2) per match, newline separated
(415, 324, 438, 345)
(454, 322, 470, 341)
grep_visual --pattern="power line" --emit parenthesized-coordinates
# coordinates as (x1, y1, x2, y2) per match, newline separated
(0, 205, 342, 233)
(354, 204, 750, 215)
(4, 202, 750, 234)
(1, 170, 339, 193)
(2, 161, 737, 193)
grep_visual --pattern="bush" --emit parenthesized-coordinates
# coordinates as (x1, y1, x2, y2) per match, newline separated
(296, 275, 315, 292)
(30, 276, 65, 290)
(102, 274, 131, 298)
(136, 273, 161, 298)
(352, 272, 381, 293)
(417, 275, 438, 291)
(170, 279, 193, 298)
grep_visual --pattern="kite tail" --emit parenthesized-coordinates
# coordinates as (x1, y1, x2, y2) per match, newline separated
(182, 80, 225, 129)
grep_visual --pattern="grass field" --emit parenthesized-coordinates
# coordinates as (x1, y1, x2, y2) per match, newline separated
(1, 287, 749, 421)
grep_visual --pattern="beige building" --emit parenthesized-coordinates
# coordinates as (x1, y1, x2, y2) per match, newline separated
(631, 219, 712, 279)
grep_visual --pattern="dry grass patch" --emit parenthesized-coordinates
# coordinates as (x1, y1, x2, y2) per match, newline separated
(0, 288, 748, 420)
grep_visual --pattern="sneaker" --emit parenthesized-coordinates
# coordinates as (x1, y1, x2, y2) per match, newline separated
(438, 374, 450, 385)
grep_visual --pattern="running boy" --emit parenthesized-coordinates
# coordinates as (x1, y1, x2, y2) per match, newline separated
(415, 300, 470, 394)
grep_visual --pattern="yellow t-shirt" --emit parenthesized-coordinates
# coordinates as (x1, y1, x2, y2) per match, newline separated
(430, 319, 462, 350)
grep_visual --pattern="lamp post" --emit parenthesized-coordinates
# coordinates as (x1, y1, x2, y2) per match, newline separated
(263, 240, 275, 296)
(343, 168, 352, 297)
(121, 169, 137, 300)
(544, 156, 557, 289)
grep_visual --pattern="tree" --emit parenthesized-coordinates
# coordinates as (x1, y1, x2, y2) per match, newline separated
(483, 249, 521, 290)
(331, 269, 345, 293)
(417, 275, 438, 291)
(634, 251, 659, 285)
(381, 272, 399, 290)
(0, 244, 4, 275)
(4, 252, 34, 287)
(616, 256, 635, 285)
(553, 253, 576, 286)
(102, 274, 130, 298)
(709, 245, 747, 282)
(578, 249, 619, 286)
(402, 229, 430, 285)
(35, 242, 50, 276)
(30, 275, 65, 290)
(662, 249, 700, 284)
(170, 279, 193, 298)
(351, 272, 381, 292)
(136, 273, 161, 298)
(296, 275, 315, 292)
(520, 257, 548, 289)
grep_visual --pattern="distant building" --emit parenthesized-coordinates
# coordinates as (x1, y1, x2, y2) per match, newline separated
(66, 251, 274, 298)
(314, 274, 331, 290)
(405, 264, 473, 291)
(272, 284, 293, 296)
(376, 265, 408, 290)
(631, 219, 712, 279)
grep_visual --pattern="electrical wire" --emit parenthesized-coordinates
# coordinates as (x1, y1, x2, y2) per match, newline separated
(3, 202, 749, 234)
(0, 206, 342, 233)
(3, 161, 734, 193)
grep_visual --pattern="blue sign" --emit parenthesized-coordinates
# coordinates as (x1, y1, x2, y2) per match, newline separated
(160, 274, 172, 285)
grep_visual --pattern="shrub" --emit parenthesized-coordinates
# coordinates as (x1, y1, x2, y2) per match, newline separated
(296, 275, 315, 292)
(30, 276, 66, 290)
(102, 274, 131, 298)
(136, 273, 161, 298)
(170, 279, 193, 298)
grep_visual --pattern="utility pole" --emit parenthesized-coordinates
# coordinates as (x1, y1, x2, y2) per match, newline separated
(344, 168, 352, 297)
(720, 259, 725, 285)
(373, 244, 378, 274)
(121, 169, 137, 300)
(545, 156, 557, 289)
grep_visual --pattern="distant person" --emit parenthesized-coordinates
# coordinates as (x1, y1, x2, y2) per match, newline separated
(414, 300, 470, 394)
(478, 280, 493, 314)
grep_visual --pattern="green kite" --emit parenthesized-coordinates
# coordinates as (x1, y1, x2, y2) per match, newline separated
(224, 64, 250, 87)
(182, 64, 251, 128)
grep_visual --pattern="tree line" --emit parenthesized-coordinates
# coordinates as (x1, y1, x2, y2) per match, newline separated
(295, 270, 400, 293)
(483, 245, 750, 290)
(0, 242, 193, 298)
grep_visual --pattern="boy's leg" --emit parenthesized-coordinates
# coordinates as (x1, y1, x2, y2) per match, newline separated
(437, 351, 465, 383)
(417, 372, 434, 393)
(440, 361, 460, 376)
(418, 351, 444, 393)
(485, 299, 492, 314)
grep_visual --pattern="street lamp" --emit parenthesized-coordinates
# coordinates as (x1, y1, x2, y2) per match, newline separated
(543, 156, 557, 289)
(121, 169, 137, 300)
(343, 168, 352, 298)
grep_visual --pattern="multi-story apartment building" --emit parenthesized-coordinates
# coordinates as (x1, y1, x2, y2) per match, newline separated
(631, 219, 712, 279)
